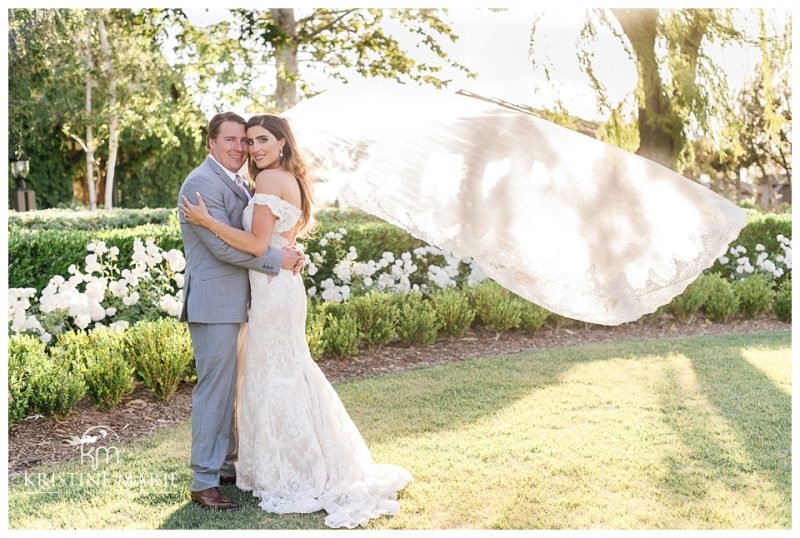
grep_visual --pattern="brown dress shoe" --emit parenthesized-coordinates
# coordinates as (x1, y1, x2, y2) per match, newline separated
(190, 486, 240, 510)
(219, 475, 237, 486)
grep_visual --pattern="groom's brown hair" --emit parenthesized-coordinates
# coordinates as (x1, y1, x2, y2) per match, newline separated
(206, 112, 246, 150)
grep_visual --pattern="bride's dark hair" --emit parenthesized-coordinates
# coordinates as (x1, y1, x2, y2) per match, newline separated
(246, 114, 314, 237)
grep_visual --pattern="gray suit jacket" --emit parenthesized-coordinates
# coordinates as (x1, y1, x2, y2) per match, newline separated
(178, 156, 283, 323)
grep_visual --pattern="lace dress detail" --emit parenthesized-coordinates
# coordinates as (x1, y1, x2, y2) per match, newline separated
(242, 193, 302, 248)
(237, 194, 412, 528)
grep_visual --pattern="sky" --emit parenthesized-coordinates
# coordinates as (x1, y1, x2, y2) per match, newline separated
(179, 7, 789, 122)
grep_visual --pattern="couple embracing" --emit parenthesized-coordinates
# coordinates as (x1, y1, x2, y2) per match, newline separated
(177, 112, 412, 529)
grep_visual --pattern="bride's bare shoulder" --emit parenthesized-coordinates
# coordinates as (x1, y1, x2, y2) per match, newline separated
(254, 168, 294, 196)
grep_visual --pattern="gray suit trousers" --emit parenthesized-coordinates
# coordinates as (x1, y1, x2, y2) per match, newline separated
(188, 322, 241, 491)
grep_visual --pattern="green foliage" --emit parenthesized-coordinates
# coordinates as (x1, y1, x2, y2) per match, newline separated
(701, 273, 740, 322)
(305, 300, 327, 360)
(516, 299, 551, 335)
(669, 275, 710, 322)
(733, 274, 775, 318)
(28, 345, 87, 419)
(195, 8, 477, 112)
(469, 280, 521, 336)
(51, 328, 134, 411)
(8, 335, 47, 426)
(8, 224, 182, 291)
(124, 319, 192, 400)
(774, 277, 791, 322)
(349, 291, 398, 349)
(84, 329, 135, 411)
(430, 288, 475, 339)
(8, 8, 207, 209)
(8, 207, 174, 231)
(322, 308, 360, 359)
(396, 292, 438, 345)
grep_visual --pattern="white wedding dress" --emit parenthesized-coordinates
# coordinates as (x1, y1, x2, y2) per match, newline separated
(235, 193, 412, 529)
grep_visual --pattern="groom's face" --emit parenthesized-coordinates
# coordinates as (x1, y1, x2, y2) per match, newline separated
(209, 121, 247, 172)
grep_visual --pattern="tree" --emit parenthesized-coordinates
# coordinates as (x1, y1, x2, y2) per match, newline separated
(728, 12, 791, 208)
(8, 8, 208, 209)
(171, 8, 474, 113)
(530, 8, 788, 173)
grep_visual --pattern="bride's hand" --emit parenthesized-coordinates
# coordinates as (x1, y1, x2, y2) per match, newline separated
(181, 193, 215, 228)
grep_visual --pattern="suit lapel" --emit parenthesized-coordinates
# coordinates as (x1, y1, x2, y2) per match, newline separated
(204, 156, 250, 205)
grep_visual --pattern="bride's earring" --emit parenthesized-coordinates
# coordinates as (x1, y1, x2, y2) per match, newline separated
(279, 147, 284, 158)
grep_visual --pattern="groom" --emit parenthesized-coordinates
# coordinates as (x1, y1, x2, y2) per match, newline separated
(178, 111, 305, 510)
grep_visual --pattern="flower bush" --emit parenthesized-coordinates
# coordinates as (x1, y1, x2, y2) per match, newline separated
(9, 238, 185, 344)
(716, 235, 792, 284)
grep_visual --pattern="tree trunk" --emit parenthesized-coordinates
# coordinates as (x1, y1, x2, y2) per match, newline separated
(98, 13, 118, 209)
(612, 9, 679, 170)
(84, 25, 97, 210)
(271, 8, 299, 111)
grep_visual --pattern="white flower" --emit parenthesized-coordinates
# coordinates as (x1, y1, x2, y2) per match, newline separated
(333, 260, 352, 283)
(165, 249, 186, 272)
(717, 255, 729, 265)
(307, 286, 317, 297)
(75, 314, 91, 330)
(755, 244, 765, 251)
(363, 277, 373, 287)
(338, 227, 347, 235)
(307, 263, 318, 276)
(39, 332, 52, 345)
(109, 279, 128, 297)
(319, 238, 328, 247)
(109, 246, 120, 258)
(110, 320, 130, 331)
(105, 307, 117, 317)
(123, 292, 140, 306)
(159, 294, 183, 317)
(320, 278, 335, 290)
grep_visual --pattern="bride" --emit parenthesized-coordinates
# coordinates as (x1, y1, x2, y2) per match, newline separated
(180, 114, 412, 529)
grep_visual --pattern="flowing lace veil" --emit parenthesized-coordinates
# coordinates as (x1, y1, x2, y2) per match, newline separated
(283, 82, 747, 325)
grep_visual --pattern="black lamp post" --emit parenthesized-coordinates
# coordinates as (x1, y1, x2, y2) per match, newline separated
(11, 153, 36, 211)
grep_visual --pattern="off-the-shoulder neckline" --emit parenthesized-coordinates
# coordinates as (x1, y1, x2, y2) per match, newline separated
(250, 192, 302, 212)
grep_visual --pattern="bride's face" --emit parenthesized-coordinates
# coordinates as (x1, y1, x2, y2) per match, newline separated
(247, 125, 285, 169)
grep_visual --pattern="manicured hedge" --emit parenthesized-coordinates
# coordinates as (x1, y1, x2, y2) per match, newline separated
(9, 224, 184, 292)
(8, 207, 176, 231)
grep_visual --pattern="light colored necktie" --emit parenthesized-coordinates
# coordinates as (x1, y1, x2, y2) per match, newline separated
(234, 174, 251, 199)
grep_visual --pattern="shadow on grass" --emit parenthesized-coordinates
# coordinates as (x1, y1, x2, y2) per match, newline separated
(644, 334, 791, 526)
(347, 331, 790, 446)
(689, 343, 791, 501)
(158, 485, 328, 530)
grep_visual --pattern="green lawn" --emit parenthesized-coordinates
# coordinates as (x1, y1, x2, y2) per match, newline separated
(8, 330, 791, 529)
